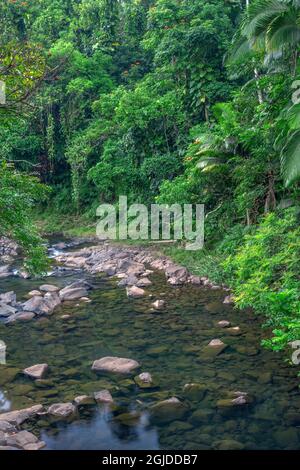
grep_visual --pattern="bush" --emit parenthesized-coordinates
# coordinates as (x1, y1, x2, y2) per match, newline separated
(223, 209, 300, 351)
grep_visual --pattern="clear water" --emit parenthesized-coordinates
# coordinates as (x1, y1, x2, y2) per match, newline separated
(1, 257, 300, 450)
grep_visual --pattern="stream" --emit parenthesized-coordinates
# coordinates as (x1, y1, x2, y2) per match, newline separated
(0, 240, 300, 450)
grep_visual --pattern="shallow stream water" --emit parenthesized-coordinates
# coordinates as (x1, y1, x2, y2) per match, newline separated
(0, 244, 300, 450)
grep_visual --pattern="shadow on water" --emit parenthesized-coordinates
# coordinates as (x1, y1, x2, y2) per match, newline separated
(1, 253, 300, 450)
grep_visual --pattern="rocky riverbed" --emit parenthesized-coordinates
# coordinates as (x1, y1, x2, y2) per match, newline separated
(0, 239, 300, 450)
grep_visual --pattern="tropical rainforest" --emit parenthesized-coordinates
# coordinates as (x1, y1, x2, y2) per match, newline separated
(1, 0, 300, 354)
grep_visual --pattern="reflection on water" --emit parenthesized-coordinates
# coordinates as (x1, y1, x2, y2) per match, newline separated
(40, 408, 159, 450)
(0, 389, 11, 412)
(0, 268, 300, 450)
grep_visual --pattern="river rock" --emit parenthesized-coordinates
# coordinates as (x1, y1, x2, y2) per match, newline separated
(48, 402, 76, 419)
(0, 421, 16, 433)
(152, 300, 166, 310)
(6, 430, 39, 449)
(217, 320, 231, 328)
(22, 296, 48, 315)
(23, 364, 48, 380)
(189, 275, 202, 285)
(223, 295, 234, 304)
(92, 356, 140, 374)
(273, 428, 299, 448)
(118, 274, 139, 287)
(15, 312, 35, 322)
(183, 383, 207, 401)
(27, 290, 42, 297)
(59, 286, 88, 301)
(150, 397, 187, 424)
(0, 291, 16, 305)
(23, 441, 46, 450)
(165, 265, 188, 284)
(0, 265, 11, 278)
(67, 280, 93, 290)
(74, 395, 95, 406)
(0, 302, 17, 317)
(94, 390, 114, 404)
(136, 278, 152, 287)
(126, 286, 145, 298)
(215, 439, 245, 450)
(0, 446, 19, 450)
(227, 326, 241, 336)
(134, 372, 154, 388)
(201, 339, 227, 359)
(0, 405, 43, 425)
(40, 284, 59, 293)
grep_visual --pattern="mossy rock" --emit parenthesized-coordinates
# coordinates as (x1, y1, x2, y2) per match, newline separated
(113, 411, 141, 426)
(183, 383, 208, 401)
(189, 409, 214, 425)
(0, 367, 20, 386)
(150, 397, 188, 424)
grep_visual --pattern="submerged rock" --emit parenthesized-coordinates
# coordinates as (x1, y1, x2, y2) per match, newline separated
(215, 439, 245, 450)
(183, 383, 207, 401)
(40, 284, 59, 293)
(150, 397, 188, 424)
(217, 320, 231, 328)
(92, 356, 140, 374)
(23, 364, 48, 380)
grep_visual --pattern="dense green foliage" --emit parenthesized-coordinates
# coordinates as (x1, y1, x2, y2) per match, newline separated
(1, 0, 300, 352)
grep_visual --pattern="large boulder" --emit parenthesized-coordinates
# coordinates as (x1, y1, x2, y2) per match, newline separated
(22, 293, 60, 315)
(6, 430, 40, 449)
(0, 405, 43, 425)
(23, 364, 48, 380)
(92, 356, 140, 374)
(59, 286, 88, 301)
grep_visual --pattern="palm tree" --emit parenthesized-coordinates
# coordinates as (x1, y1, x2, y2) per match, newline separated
(230, 0, 300, 187)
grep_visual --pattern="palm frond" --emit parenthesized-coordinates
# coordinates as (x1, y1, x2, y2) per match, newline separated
(242, 0, 289, 38)
(281, 130, 300, 187)
(266, 13, 300, 50)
